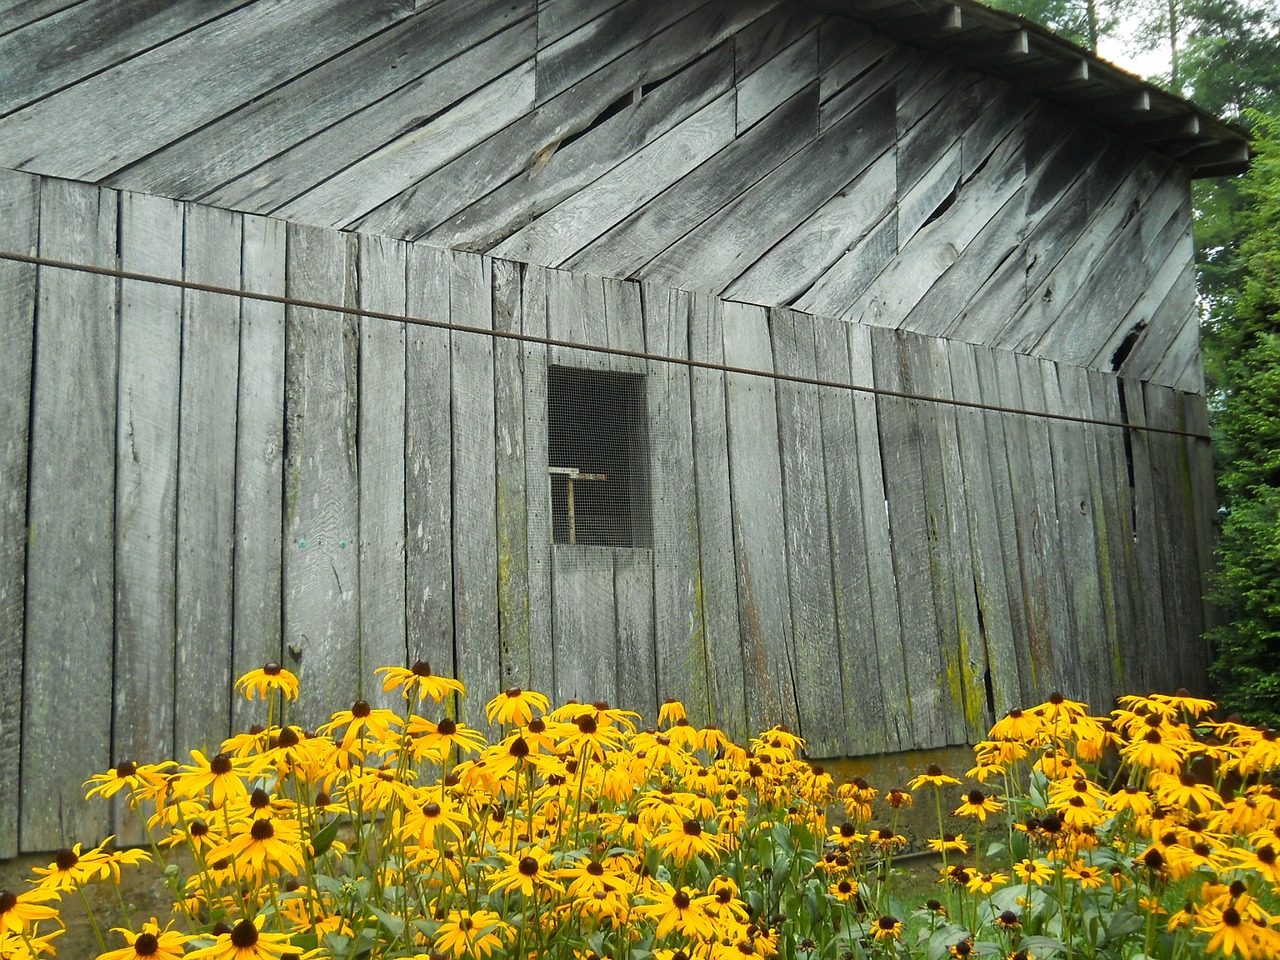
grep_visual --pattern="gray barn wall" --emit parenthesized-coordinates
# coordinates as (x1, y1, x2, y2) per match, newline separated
(0, 172, 1215, 854)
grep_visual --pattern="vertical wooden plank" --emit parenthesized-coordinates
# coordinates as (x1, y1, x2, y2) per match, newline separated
(22, 178, 117, 851)
(1050, 363, 1114, 709)
(870, 326, 950, 747)
(284, 223, 360, 728)
(175, 204, 241, 753)
(232, 215, 287, 729)
(845, 323, 911, 752)
(450, 251, 500, 725)
(1120, 377, 1167, 695)
(405, 245, 455, 684)
(813, 315, 887, 755)
(521, 265, 555, 699)
(916, 335, 989, 741)
(494, 258, 532, 692)
(357, 234, 408, 711)
(688, 293, 745, 739)
(1184, 393, 1218, 636)
(551, 547, 617, 705)
(944, 341, 1023, 715)
(722, 300, 798, 736)
(772, 309, 844, 756)
(603, 277, 657, 718)
(1145, 384, 1207, 690)
(0, 169, 38, 858)
(112, 192, 182, 844)
(983, 349, 1053, 701)
(1013, 353, 1076, 699)
(614, 550, 656, 720)
(1084, 368, 1141, 696)
(646, 287, 705, 720)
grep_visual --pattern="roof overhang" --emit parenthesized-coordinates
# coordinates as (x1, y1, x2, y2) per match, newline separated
(803, 0, 1251, 177)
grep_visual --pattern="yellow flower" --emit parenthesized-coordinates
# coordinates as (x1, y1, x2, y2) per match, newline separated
(954, 788, 1003, 822)
(828, 878, 858, 902)
(966, 871, 1009, 894)
(483, 686, 550, 726)
(1014, 858, 1053, 885)
(871, 915, 903, 941)
(97, 918, 188, 960)
(405, 715, 487, 762)
(1196, 899, 1279, 959)
(1062, 861, 1106, 890)
(176, 750, 250, 808)
(432, 909, 509, 960)
(988, 707, 1044, 742)
(909, 765, 962, 791)
(650, 819, 727, 865)
(928, 834, 970, 855)
(0, 888, 59, 935)
(488, 847, 564, 899)
(377, 661, 466, 703)
(234, 662, 300, 701)
(658, 699, 688, 727)
(84, 760, 175, 801)
(635, 884, 716, 940)
(205, 816, 305, 879)
(318, 700, 402, 752)
(182, 918, 296, 960)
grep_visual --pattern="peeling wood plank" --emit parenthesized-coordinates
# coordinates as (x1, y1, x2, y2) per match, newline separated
(405, 245, 455, 683)
(0, 168, 38, 858)
(772, 309, 843, 756)
(112, 191, 182, 844)
(174, 204, 241, 754)
(357, 234, 408, 711)
(232, 214, 287, 729)
(722, 300, 798, 735)
(420, 42, 734, 250)
(0, 0, 418, 180)
(283, 223, 360, 729)
(450, 251, 500, 727)
(687, 293, 744, 737)
(22, 178, 117, 851)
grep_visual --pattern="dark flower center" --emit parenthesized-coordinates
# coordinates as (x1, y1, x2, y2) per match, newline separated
(926, 764, 943, 777)
(134, 932, 160, 956)
(191, 819, 209, 838)
(425, 802, 442, 817)
(509, 737, 529, 758)
(411, 661, 433, 676)
(840, 823, 857, 837)
(838, 880, 852, 894)
(529, 718, 546, 733)
(505, 687, 522, 698)
(0, 891, 16, 913)
(673, 890, 691, 909)
(576, 715, 597, 734)
(683, 820, 702, 836)
(250, 819, 275, 841)
(967, 790, 986, 805)
(1258, 844, 1276, 866)
(518, 856, 540, 876)
(351, 700, 372, 718)
(877, 915, 898, 929)
(210, 753, 233, 775)
(250, 788, 271, 809)
(437, 718, 458, 736)
(587, 861, 604, 876)
(55, 849, 79, 871)
(115, 760, 138, 778)
(459, 918, 473, 931)
(264, 662, 282, 676)
(230, 920, 259, 947)
(593, 701, 610, 711)
(1230, 880, 1248, 897)
(1223, 908, 1241, 926)
(1049, 692, 1065, 704)
(999, 910, 1019, 925)
(278, 727, 300, 748)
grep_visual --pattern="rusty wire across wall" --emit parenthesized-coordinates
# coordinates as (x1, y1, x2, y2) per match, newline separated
(0, 249, 1211, 440)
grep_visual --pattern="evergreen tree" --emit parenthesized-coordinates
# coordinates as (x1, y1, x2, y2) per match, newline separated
(1206, 112, 1280, 724)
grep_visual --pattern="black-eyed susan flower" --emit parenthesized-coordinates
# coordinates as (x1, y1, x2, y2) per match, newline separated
(658, 699, 688, 727)
(635, 884, 716, 940)
(405, 715, 487, 763)
(870, 915, 902, 941)
(1196, 899, 1279, 959)
(927, 834, 970, 855)
(828, 878, 858, 902)
(483, 686, 550, 726)
(206, 816, 305, 879)
(487, 847, 563, 899)
(432, 908, 509, 960)
(989, 707, 1044, 742)
(1062, 861, 1106, 890)
(1013, 858, 1053, 885)
(966, 871, 1009, 894)
(235, 663, 300, 703)
(650, 818, 726, 865)
(0, 889, 59, 935)
(84, 760, 175, 801)
(377, 661, 465, 704)
(402, 797, 472, 849)
(908, 765, 962, 791)
(29, 842, 115, 892)
(954, 788, 1003, 822)
(175, 750, 250, 808)
(182, 917, 295, 959)
(97, 918, 189, 960)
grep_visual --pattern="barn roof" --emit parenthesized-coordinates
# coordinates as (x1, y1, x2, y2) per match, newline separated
(809, 0, 1250, 179)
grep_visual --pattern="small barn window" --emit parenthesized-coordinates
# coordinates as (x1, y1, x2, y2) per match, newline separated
(548, 365, 651, 547)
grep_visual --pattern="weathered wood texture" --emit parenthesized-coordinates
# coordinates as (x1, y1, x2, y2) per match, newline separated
(2, 177, 1217, 852)
(0, 0, 1202, 389)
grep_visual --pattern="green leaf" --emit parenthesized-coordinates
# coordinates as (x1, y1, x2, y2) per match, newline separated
(308, 817, 341, 859)
(1021, 934, 1068, 956)
(1105, 909, 1145, 940)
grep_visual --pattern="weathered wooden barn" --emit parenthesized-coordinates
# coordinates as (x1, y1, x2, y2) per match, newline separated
(0, 0, 1250, 853)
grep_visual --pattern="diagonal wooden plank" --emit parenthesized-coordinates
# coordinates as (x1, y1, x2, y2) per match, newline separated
(0, 0, 250, 118)
(0, 168, 38, 858)
(564, 85, 818, 280)
(736, 28, 818, 134)
(114, 0, 530, 200)
(0, 0, 417, 180)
